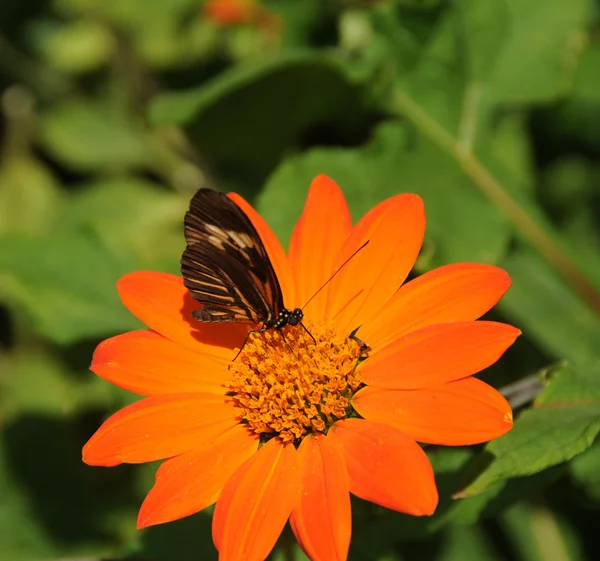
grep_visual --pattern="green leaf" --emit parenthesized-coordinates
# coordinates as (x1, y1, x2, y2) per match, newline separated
(260, 121, 510, 266)
(149, 53, 361, 124)
(34, 20, 114, 74)
(458, 0, 508, 83)
(486, 113, 535, 194)
(572, 44, 600, 102)
(0, 156, 64, 237)
(373, 0, 587, 135)
(149, 53, 373, 184)
(485, 0, 590, 104)
(38, 102, 154, 172)
(0, 231, 141, 343)
(102, 0, 201, 32)
(59, 178, 188, 272)
(462, 362, 600, 496)
(0, 345, 117, 422)
(407, 0, 588, 111)
(392, 7, 466, 132)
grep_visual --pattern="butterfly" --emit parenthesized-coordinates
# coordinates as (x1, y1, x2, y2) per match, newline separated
(181, 188, 371, 359)
(181, 188, 306, 353)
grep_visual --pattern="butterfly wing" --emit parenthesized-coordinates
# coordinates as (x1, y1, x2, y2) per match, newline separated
(181, 189, 284, 325)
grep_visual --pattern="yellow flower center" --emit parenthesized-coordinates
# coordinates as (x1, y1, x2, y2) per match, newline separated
(226, 322, 362, 443)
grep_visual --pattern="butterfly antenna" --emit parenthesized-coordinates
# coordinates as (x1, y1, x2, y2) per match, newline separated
(302, 240, 370, 311)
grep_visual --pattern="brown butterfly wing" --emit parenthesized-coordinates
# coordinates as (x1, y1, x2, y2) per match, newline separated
(181, 189, 284, 326)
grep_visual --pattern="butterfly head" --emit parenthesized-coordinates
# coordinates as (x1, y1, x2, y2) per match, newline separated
(288, 308, 303, 327)
(274, 308, 303, 329)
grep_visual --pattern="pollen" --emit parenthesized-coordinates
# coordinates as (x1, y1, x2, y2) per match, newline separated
(226, 323, 362, 443)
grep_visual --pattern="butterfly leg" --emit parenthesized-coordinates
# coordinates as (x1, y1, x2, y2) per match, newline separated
(231, 326, 303, 362)
(278, 328, 299, 359)
(231, 326, 267, 362)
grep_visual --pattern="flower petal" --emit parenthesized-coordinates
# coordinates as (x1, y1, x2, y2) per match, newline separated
(137, 424, 259, 528)
(117, 272, 246, 354)
(288, 175, 352, 321)
(360, 263, 512, 351)
(91, 330, 231, 396)
(353, 377, 513, 445)
(212, 439, 300, 561)
(359, 321, 521, 389)
(328, 419, 437, 516)
(82, 394, 238, 466)
(228, 192, 296, 307)
(290, 435, 351, 561)
(325, 194, 425, 334)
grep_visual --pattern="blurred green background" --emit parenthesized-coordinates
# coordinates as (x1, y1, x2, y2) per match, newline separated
(2, 0, 600, 560)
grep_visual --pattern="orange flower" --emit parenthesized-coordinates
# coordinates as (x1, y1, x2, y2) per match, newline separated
(203, 0, 258, 26)
(83, 175, 519, 561)
(202, 0, 280, 30)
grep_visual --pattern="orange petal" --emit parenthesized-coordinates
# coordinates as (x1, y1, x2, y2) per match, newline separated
(82, 393, 238, 466)
(290, 435, 351, 561)
(228, 192, 296, 307)
(328, 419, 437, 516)
(91, 330, 231, 396)
(325, 194, 425, 334)
(353, 377, 513, 445)
(359, 321, 521, 389)
(360, 263, 512, 351)
(117, 272, 246, 355)
(288, 175, 352, 321)
(212, 439, 300, 561)
(137, 424, 259, 528)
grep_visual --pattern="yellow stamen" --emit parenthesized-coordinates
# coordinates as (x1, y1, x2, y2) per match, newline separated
(226, 322, 362, 443)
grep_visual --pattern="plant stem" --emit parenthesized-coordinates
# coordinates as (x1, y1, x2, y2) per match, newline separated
(499, 373, 545, 409)
(392, 87, 600, 317)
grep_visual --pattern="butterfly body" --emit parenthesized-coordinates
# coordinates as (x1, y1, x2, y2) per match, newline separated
(270, 307, 303, 329)
(190, 305, 303, 330)
(181, 189, 302, 344)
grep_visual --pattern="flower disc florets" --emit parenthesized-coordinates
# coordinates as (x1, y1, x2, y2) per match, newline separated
(226, 323, 362, 443)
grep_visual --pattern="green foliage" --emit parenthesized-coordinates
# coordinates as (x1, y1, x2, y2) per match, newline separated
(259, 121, 510, 266)
(1, 0, 600, 559)
(150, 53, 374, 185)
(464, 362, 600, 495)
